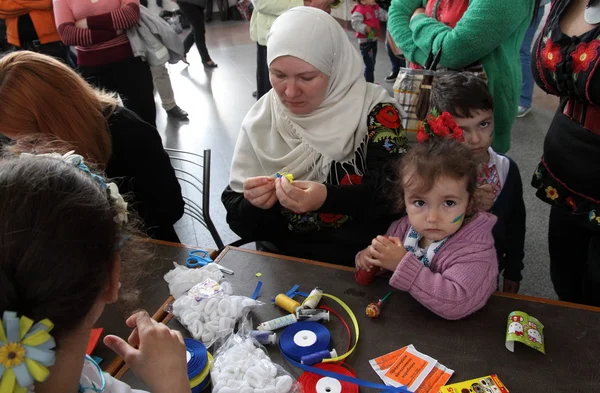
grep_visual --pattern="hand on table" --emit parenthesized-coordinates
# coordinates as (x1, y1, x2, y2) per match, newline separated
(104, 311, 190, 393)
(503, 279, 520, 294)
(275, 177, 327, 214)
(365, 236, 407, 271)
(475, 184, 495, 212)
(244, 176, 278, 209)
(411, 7, 426, 20)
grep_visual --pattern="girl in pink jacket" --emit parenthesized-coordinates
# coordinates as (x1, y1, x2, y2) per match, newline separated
(356, 137, 498, 320)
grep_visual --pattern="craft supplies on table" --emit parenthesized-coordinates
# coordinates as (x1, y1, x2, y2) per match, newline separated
(185, 338, 212, 392)
(370, 345, 453, 393)
(275, 294, 302, 314)
(366, 292, 392, 318)
(505, 311, 545, 354)
(440, 374, 509, 393)
(186, 249, 234, 275)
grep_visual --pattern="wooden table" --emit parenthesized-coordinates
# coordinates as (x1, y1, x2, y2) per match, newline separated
(117, 245, 600, 392)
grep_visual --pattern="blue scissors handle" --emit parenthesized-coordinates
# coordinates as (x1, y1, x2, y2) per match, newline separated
(186, 249, 213, 268)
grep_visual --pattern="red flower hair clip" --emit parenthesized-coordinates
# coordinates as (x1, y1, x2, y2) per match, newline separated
(416, 109, 464, 143)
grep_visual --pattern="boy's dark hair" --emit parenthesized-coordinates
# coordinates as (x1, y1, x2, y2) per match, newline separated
(393, 138, 478, 212)
(0, 144, 148, 341)
(430, 73, 494, 119)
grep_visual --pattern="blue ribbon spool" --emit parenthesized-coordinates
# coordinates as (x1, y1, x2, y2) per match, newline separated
(191, 376, 211, 393)
(185, 338, 208, 380)
(280, 322, 331, 362)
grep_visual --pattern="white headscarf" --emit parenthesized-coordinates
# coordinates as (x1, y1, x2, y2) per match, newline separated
(229, 6, 400, 193)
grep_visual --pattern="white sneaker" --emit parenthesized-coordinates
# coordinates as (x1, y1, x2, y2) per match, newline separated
(517, 106, 532, 118)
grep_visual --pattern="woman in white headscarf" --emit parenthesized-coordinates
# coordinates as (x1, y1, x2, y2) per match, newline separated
(222, 6, 407, 266)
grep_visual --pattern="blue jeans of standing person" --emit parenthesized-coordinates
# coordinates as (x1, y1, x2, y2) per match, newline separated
(360, 41, 377, 83)
(519, 9, 545, 109)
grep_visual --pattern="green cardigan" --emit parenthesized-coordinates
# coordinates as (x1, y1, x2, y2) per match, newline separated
(388, 0, 534, 153)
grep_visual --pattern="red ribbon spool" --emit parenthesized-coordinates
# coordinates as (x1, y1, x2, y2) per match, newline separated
(298, 364, 359, 393)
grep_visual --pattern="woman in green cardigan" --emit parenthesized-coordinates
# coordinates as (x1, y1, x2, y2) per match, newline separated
(388, 0, 537, 153)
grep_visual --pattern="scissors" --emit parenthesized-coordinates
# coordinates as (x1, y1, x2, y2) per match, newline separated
(186, 249, 234, 275)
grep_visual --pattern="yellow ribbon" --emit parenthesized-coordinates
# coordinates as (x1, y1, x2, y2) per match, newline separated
(21, 330, 52, 347)
(25, 359, 50, 383)
(18, 317, 33, 341)
(0, 320, 5, 344)
(300, 293, 359, 363)
(0, 369, 15, 393)
(189, 352, 213, 388)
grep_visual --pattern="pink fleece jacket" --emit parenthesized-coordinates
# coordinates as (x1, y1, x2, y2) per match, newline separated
(386, 212, 498, 320)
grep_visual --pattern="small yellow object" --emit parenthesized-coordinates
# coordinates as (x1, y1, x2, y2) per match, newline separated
(0, 342, 26, 368)
(255, 272, 262, 277)
(276, 171, 294, 183)
(275, 294, 302, 314)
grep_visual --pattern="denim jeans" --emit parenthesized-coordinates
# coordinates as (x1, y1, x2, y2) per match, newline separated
(519, 9, 545, 108)
(360, 41, 378, 83)
(385, 32, 404, 74)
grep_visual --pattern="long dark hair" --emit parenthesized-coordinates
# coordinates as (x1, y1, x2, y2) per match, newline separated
(0, 146, 147, 341)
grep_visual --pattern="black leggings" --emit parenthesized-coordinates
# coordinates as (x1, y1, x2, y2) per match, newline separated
(256, 43, 271, 99)
(549, 206, 600, 306)
(80, 57, 156, 128)
(179, 1, 212, 63)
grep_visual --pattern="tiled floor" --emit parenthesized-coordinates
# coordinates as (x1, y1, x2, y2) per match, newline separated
(158, 19, 559, 299)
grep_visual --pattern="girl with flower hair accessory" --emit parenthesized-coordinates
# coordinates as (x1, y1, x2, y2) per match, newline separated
(356, 138, 498, 320)
(0, 146, 191, 393)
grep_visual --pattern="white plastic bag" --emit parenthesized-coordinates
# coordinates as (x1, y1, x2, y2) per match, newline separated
(212, 333, 298, 393)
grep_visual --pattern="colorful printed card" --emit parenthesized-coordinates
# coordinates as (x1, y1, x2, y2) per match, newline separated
(369, 345, 453, 393)
(505, 311, 545, 354)
(440, 374, 508, 393)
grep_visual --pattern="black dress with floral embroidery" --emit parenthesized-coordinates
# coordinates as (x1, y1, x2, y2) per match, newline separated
(222, 103, 408, 266)
(531, 0, 600, 229)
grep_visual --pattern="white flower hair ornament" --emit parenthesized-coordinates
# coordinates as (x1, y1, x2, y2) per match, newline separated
(21, 151, 128, 226)
(0, 312, 56, 393)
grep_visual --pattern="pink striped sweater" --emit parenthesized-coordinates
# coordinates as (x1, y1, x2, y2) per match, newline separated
(386, 212, 498, 320)
(53, 0, 140, 66)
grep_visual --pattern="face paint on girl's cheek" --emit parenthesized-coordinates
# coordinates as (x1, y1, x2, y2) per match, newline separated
(451, 213, 464, 224)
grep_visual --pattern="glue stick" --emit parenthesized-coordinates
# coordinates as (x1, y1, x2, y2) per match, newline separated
(249, 330, 277, 345)
(302, 287, 323, 309)
(257, 314, 298, 331)
(296, 309, 330, 322)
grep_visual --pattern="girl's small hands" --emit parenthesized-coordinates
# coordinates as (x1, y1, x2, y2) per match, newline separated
(243, 176, 278, 209)
(366, 236, 406, 271)
(411, 7, 426, 20)
(275, 177, 327, 213)
(104, 311, 190, 393)
(356, 249, 375, 271)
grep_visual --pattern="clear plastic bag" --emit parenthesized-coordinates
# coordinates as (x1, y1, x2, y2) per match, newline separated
(165, 264, 263, 348)
(211, 333, 299, 393)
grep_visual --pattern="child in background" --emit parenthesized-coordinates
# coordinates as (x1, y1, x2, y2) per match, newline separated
(356, 137, 498, 320)
(430, 73, 526, 294)
(351, 0, 388, 83)
(0, 148, 190, 393)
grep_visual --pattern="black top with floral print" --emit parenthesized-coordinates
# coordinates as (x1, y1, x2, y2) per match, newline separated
(222, 103, 408, 266)
(531, 0, 600, 229)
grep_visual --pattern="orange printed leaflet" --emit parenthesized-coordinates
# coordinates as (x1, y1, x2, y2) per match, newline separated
(369, 345, 454, 393)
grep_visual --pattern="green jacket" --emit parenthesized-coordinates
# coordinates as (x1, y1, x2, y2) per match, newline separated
(388, 0, 534, 153)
